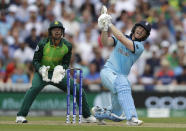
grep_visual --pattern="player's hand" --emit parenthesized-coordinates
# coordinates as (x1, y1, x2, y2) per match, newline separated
(51, 65, 66, 84)
(98, 14, 112, 31)
(98, 6, 112, 31)
(39, 66, 50, 82)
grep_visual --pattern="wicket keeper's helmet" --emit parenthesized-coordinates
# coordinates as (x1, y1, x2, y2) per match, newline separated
(131, 21, 151, 41)
(48, 20, 65, 36)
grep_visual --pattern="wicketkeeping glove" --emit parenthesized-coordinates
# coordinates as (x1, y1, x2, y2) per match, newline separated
(39, 65, 50, 82)
(51, 65, 66, 84)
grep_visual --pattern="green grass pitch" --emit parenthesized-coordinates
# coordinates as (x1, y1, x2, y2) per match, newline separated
(0, 116, 186, 131)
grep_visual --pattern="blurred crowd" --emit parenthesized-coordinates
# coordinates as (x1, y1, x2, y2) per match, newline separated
(0, 0, 185, 92)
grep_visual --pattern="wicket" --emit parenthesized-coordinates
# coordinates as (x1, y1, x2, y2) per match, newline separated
(66, 68, 83, 124)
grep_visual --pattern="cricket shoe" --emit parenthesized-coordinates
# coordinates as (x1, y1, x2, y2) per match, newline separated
(126, 117, 143, 126)
(16, 116, 28, 123)
(91, 106, 126, 122)
(82, 115, 97, 123)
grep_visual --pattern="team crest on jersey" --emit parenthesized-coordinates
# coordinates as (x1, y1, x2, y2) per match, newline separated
(55, 21, 59, 25)
(118, 48, 129, 56)
(35, 45, 39, 52)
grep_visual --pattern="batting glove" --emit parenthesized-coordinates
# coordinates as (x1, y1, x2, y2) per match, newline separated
(98, 14, 112, 31)
(39, 65, 50, 82)
(98, 6, 112, 31)
(51, 65, 66, 84)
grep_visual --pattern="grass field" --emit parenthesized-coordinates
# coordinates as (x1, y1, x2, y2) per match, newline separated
(0, 116, 186, 131)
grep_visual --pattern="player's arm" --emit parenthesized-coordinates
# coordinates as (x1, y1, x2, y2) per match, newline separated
(100, 31, 114, 46)
(32, 39, 45, 72)
(99, 6, 114, 46)
(98, 5, 134, 51)
(61, 41, 72, 69)
(109, 25, 134, 52)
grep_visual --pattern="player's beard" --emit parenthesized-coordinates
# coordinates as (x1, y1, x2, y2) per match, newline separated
(52, 33, 62, 40)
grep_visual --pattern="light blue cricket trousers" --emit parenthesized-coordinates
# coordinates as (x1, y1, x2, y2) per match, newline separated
(100, 67, 138, 120)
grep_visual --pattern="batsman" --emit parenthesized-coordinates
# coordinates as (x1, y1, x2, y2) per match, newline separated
(16, 20, 97, 123)
(91, 6, 151, 126)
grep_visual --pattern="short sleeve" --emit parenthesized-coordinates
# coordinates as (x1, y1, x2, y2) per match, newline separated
(111, 36, 118, 46)
(133, 41, 144, 55)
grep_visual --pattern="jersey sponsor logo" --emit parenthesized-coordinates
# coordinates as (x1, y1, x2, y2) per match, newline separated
(35, 45, 39, 52)
(44, 56, 62, 62)
(118, 48, 129, 56)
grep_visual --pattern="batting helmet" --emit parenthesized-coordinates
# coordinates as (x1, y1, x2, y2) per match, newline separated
(48, 20, 65, 36)
(130, 21, 151, 41)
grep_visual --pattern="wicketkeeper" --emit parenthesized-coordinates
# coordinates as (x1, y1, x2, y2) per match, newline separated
(16, 21, 96, 123)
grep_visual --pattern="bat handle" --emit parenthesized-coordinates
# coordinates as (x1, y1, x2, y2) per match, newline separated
(101, 5, 107, 14)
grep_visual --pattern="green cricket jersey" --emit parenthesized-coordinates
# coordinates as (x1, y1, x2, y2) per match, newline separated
(32, 38, 72, 71)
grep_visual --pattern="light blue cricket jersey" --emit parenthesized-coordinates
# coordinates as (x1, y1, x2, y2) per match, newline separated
(104, 35, 144, 75)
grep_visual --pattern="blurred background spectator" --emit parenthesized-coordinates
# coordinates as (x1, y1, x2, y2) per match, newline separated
(139, 64, 155, 91)
(176, 65, 186, 84)
(25, 28, 41, 50)
(83, 62, 101, 91)
(0, 58, 5, 82)
(155, 59, 177, 85)
(10, 63, 29, 83)
(0, 0, 185, 92)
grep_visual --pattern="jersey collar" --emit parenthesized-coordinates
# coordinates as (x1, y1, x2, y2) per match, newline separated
(125, 35, 132, 40)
